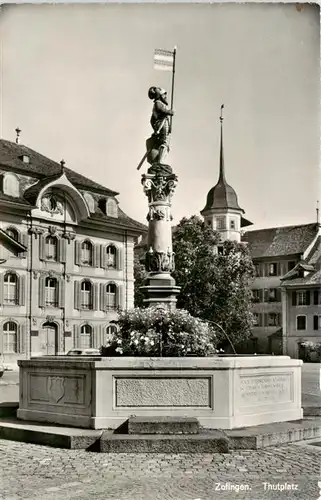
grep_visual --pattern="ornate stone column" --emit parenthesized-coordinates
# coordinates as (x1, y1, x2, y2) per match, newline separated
(140, 165, 180, 309)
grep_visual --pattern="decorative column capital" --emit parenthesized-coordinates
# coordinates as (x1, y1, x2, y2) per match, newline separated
(142, 171, 178, 204)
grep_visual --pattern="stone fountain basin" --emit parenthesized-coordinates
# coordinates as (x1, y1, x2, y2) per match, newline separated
(17, 355, 302, 430)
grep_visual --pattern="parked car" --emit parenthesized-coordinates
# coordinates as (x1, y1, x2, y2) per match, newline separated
(65, 348, 101, 356)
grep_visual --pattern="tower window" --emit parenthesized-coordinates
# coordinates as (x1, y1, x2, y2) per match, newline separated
(216, 217, 226, 230)
(230, 220, 236, 230)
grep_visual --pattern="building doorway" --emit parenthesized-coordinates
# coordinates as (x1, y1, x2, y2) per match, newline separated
(40, 322, 58, 355)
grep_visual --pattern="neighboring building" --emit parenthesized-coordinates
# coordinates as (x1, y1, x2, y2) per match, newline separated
(199, 110, 320, 357)
(280, 234, 321, 359)
(242, 223, 321, 354)
(200, 108, 252, 243)
(0, 137, 145, 367)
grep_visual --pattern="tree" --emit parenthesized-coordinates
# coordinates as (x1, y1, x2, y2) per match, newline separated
(134, 215, 256, 351)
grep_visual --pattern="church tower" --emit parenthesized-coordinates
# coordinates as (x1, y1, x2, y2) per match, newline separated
(200, 105, 252, 242)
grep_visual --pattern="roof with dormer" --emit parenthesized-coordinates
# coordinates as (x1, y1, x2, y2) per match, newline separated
(0, 138, 147, 234)
(0, 139, 118, 196)
(243, 223, 319, 259)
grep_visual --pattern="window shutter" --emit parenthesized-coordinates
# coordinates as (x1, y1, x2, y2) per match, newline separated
(277, 262, 281, 276)
(264, 313, 268, 327)
(314, 290, 319, 305)
(19, 275, 26, 306)
(277, 313, 281, 327)
(276, 288, 282, 302)
(292, 292, 297, 306)
(117, 284, 125, 310)
(264, 289, 269, 303)
(116, 247, 123, 271)
(74, 324, 80, 348)
(264, 264, 269, 277)
(93, 283, 99, 310)
(100, 283, 106, 311)
(58, 278, 65, 308)
(313, 315, 319, 330)
(59, 239, 67, 263)
(93, 244, 100, 268)
(305, 291, 310, 306)
(74, 281, 80, 310)
(19, 323, 25, 353)
(21, 233, 28, 258)
(38, 276, 45, 307)
(100, 245, 106, 269)
(0, 273, 3, 306)
(75, 240, 81, 266)
(39, 234, 45, 261)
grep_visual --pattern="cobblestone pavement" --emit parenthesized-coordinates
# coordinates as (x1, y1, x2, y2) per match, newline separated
(0, 439, 320, 500)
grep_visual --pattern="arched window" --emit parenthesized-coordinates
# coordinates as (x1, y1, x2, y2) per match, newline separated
(81, 280, 93, 310)
(80, 324, 92, 349)
(4, 273, 18, 305)
(106, 283, 117, 310)
(81, 241, 93, 266)
(45, 236, 58, 261)
(106, 198, 118, 218)
(106, 245, 116, 269)
(45, 277, 58, 307)
(6, 227, 19, 241)
(3, 321, 18, 353)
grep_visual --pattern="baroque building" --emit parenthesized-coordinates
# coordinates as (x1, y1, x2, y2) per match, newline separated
(0, 137, 145, 367)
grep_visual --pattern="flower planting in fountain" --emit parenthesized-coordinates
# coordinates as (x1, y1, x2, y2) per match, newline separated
(100, 305, 218, 357)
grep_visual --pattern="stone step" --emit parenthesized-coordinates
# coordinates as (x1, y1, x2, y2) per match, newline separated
(100, 431, 229, 453)
(0, 417, 102, 449)
(128, 416, 200, 435)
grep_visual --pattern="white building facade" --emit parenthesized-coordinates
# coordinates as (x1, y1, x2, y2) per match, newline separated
(0, 139, 145, 367)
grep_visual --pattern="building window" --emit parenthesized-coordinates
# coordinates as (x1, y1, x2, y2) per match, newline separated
(265, 288, 279, 303)
(45, 236, 58, 261)
(297, 315, 306, 330)
(80, 325, 92, 349)
(106, 198, 118, 218)
(314, 290, 320, 305)
(268, 263, 278, 276)
(81, 281, 92, 310)
(253, 312, 261, 327)
(6, 227, 19, 240)
(296, 291, 310, 306)
(106, 245, 116, 269)
(106, 283, 117, 310)
(313, 316, 321, 330)
(3, 321, 18, 353)
(288, 261, 296, 272)
(252, 289, 261, 303)
(45, 278, 58, 307)
(3, 273, 18, 305)
(254, 264, 261, 277)
(81, 241, 93, 266)
(267, 313, 279, 327)
(230, 220, 236, 230)
(216, 217, 225, 230)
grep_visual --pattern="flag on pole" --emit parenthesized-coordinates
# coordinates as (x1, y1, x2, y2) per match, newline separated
(154, 49, 175, 71)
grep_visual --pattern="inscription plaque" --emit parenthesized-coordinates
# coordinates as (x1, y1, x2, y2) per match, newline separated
(115, 377, 211, 407)
(239, 373, 292, 406)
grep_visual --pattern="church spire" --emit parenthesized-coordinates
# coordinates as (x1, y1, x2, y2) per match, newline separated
(218, 104, 226, 183)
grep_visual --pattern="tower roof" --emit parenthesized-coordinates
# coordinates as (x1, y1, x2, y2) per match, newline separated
(201, 105, 244, 214)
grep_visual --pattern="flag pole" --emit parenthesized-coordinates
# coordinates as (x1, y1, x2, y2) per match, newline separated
(169, 47, 176, 134)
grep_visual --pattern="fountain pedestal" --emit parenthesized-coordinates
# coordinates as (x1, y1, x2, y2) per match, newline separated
(140, 163, 180, 309)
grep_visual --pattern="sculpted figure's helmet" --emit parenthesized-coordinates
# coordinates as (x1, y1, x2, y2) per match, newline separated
(148, 86, 167, 100)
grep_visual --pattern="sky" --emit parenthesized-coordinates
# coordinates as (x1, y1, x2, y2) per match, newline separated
(0, 2, 319, 231)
